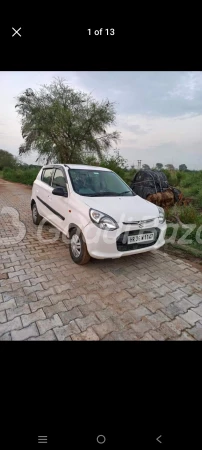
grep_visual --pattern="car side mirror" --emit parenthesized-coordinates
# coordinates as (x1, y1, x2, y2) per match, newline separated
(52, 187, 68, 197)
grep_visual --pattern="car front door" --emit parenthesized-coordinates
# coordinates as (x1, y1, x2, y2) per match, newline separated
(35, 167, 55, 219)
(48, 167, 70, 232)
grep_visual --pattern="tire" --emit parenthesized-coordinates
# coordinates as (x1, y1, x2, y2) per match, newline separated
(32, 202, 42, 225)
(69, 228, 91, 265)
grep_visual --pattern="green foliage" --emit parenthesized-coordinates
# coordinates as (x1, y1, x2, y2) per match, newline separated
(0, 149, 17, 170)
(166, 204, 199, 224)
(15, 78, 120, 164)
(2, 167, 40, 185)
(179, 164, 187, 171)
(162, 169, 178, 186)
(156, 163, 163, 170)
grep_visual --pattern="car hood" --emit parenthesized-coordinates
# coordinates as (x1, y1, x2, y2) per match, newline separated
(83, 195, 159, 223)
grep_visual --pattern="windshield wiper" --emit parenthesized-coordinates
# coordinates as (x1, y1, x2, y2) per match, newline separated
(118, 190, 133, 195)
(85, 192, 120, 197)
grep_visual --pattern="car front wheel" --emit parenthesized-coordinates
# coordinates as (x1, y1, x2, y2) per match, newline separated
(69, 228, 90, 265)
(32, 202, 42, 225)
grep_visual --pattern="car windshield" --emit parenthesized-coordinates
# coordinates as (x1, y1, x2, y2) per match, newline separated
(68, 169, 135, 197)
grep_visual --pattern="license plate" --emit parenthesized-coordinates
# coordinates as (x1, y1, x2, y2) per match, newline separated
(128, 233, 154, 244)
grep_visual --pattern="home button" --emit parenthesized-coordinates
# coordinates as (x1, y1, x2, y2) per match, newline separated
(97, 435, 106, 444)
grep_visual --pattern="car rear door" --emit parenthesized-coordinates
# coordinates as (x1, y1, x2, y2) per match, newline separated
(35, 166, 55, 219)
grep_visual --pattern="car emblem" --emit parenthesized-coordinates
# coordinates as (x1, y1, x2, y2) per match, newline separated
(138, 221, 144, 228)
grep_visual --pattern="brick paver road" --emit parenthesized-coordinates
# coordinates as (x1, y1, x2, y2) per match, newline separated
(1, 178, 202, 340)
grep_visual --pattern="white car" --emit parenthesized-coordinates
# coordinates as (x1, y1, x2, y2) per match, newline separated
(31, 164, 167, 264)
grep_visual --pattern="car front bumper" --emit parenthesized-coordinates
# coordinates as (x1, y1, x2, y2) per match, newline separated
(83, 220, 167, 259)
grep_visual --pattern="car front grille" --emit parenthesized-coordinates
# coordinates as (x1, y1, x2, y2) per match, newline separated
(116, 227, 160, 252)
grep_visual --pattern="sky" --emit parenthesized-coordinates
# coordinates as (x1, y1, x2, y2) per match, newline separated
(0, 71, 202, 169)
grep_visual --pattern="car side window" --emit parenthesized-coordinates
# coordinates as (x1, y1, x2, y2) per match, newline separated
(52, 169, 67, 191)
(41, 168, 54, 185)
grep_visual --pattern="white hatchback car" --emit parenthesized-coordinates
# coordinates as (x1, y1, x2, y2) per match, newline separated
(31, 164, 167, 264)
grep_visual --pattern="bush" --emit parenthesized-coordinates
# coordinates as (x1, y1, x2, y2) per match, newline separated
(2, 167, 40, 185)
(166, 204, 200, 224)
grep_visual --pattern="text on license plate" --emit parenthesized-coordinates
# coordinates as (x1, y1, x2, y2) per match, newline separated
(128, 233, 154, 244)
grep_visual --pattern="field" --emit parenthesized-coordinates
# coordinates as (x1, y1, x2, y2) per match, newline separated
(2, 164, 202, 262)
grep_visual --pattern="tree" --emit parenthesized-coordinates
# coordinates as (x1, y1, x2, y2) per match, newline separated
(142, 164, 150, 170)
(15, 78, 120, 164)
(0, 149, 17, 170)
(165, 164, 175, 170)
(156, 163, 163, 170)
(179, 164, 187, 171)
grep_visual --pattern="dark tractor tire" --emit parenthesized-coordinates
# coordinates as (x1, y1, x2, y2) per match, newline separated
(32, 202, 42, 225)
(69, 228, 91, 265)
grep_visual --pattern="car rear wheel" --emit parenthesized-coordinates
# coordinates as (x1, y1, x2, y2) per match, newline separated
(32, 202, 42, 225)
(69, 228, 90, 265)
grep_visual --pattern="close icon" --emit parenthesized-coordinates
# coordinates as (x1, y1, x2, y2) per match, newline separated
(156, 435, 162, 444)
(12, 27, 21, 37)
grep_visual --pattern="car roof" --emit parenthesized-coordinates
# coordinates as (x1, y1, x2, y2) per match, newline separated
(42, 163, 111, 172)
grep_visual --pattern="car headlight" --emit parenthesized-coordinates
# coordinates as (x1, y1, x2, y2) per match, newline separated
(89, 208, 119, 231)
(158, 206, 165, 224)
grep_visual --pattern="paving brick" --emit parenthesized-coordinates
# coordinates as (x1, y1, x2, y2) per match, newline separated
(166, 317, 191, 335)
(7, 304, 31, 321)
(78, 302, 105, 316)
(158, 294, 176, 307)
(1, 276, 19, 285)
(29, 297, 52, 312)
(146, 311, 170, 327)
(140, 332, 156, 341)
(59, 307, 82, 324)
(146, 300, 163, 313)
(11, 323, 39, 341)
(23, 283, 43, 296)
(49, 291, 70, 304)
(175, 331, 195, 341)
(28, 330, 57, 341)
(75, 313, 99, 332)
(71, 327, 99, 341)
(29, 276, 48, 286)
(158, 323, 179, 340)
(129, 305, 151, 321)
(191, 303, 202, 317)
(54, 321, 80, 340)
(179, 310, 201, 326)
(54, 282, 73, 294)
(0, 311, 7, 323)
(149, 329, 165, 341)
(63, 296, 85, 310)
(0, 317, 22, 336)
(170, 289, 187, 301)
(37, 314, 63, 334)
(80, 293, 101, 304)
(0, 285, 12, 294)
(21, 309, 46, 327)
(15, 293, 38, 306)
(0, 299, 16, 311)
(0, 331, 12, 341)
(93, 319, 117, 339)
(8, 270, 25, 278)
(187, 322, 202, 340)
(129, 319, 154, 338)
(187, 293, 202, 306)
(43, 301, 67, 318)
